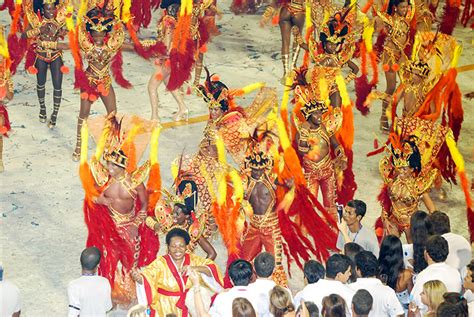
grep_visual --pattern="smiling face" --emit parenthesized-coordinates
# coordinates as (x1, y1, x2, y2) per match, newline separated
(396, 1, 409, 16)
(168, 236, 187, 262)
(173, 205, 189, 226)
(91, 30, 107, 45)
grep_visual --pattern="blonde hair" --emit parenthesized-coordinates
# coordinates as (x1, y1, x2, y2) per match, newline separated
(423, 280, 447, 312)
(270, 286, 295, 317)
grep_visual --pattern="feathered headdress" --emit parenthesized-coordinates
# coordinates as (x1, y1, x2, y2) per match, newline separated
(102, 117, 129, 168)
(196, 67, 230, 112)
(319, 6, 352, 46)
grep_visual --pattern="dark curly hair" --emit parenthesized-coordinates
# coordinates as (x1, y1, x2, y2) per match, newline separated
(410, 210, 432, 273)
(198, 67, 230, 112)
(387, 0, 410, 15)
(378, 235, 405, 290)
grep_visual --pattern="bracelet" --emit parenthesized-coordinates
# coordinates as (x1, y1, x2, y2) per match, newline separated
(344, 72, 357, 83)
(26, 28, 40, 38)
(145, 216, 158, 230)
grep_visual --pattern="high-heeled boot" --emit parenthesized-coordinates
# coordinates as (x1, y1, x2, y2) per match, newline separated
(37, 84, 46, 123)
(48, 88, 62, 129)
(72, 117, 85, 161)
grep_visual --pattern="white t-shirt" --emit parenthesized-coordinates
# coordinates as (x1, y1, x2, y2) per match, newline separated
(337, 225, 380, 257)
(209, 286, 259, 317)
(350, 277, 404, 317)
(67, 275, 112, 317)
(0, 280, 21, 316)
(294, 279, 355, 316)
(411, 262, 462, 313)
(442, 232, 472, 276)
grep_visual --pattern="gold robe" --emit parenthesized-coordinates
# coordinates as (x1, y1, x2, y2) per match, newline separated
(140, 253, 223, 317)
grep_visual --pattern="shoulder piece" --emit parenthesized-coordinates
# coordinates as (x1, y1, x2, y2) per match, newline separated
(376, 10, 392, 26)
(90, 157, 109, 186)
(24, 0, 40, 28)
(78, 24, 93, 51)
(131, 160, 151, 187)
(323, 107, 343, 136)
(379, 155, 393, 184)
(54, 5, 69, 26)
(415, 168, 437, 195)
(107, 24, 125, 52)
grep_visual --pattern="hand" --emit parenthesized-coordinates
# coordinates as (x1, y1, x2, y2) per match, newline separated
(337, 218, 349, 235)
(180, 265, 190, 276)
(131, 269, 143, 284)
(189, 269, 200, 286)
(137, 210, 147, 221)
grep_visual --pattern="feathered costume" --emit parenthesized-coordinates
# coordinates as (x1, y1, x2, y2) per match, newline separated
(78, 113, 160, 307)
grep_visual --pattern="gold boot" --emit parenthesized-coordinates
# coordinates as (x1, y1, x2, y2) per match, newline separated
(72, 117, 85, 161)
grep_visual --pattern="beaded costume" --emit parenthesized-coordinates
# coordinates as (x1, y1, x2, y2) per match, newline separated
(79, 114, 160, 307)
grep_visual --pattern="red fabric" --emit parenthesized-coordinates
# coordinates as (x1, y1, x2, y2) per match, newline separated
(143, 278, 156, 317)
(375, 184, 392, 242)
(162, 254, 190, 316)
(74, 68, 97, 99)
(111, 50, 132, 89)
(374, 31, 387, 59)
(126, 21, 167, 59)
(355, 74, 374, 115)
(166, 39, 195, 91)
(461, 0, 474, 26)
(0, 104, 11, 137)
(7, 35, 27, 75)
(440, 4, 461, 34)
(24, 47, 36, 71)
(0, 0, 15, 14)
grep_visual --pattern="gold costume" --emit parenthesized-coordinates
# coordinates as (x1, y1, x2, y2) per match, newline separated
(140, 253, 223, 317)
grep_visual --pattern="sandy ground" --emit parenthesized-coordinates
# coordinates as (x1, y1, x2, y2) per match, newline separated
(1, 4, 473, 315)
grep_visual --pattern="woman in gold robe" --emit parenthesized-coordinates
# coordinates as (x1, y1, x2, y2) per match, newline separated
(132, 228, 223, 317)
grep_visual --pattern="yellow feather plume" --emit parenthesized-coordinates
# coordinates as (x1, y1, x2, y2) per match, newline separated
(149, 126, 161, 165)
(446, 130, 465, 173)
(171, 162, 178, 180)
(450, 44, 462, 68)
(278, 186, 295, 213)
(276, 117, 290, 150)
(305, 1, 312, 33)
(229, 170, 243, 202)
(122, 0, 132, 23)
(335, 74, 350, 107)
(94, 123, 110, 160)
(362, 17, 374, 52)
(241, 82, 265, 95)
(216, 136, 228, 206)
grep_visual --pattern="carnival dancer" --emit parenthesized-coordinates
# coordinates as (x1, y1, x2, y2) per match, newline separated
(0, 38, 13, 173)
(145, 178, 217, 259)
(377, 124, 439, 242)
(72, 5, 129, 161)
(145, 0, 187, 122)
(176, 69, 273, 240)
(132, 228, 223, 317)
(240, 131, 289, 284)
(261, 0, 305, 82)
(78, 114, 159, 308)
(22, 0, 69, 128)
(293, 9, 359, 107)
(374, 0, 414, 132)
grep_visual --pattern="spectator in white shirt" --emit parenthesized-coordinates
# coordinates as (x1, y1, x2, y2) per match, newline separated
(67, 247, 112, 317)
(295, 254, 355, 315)
(463, 260, 474, 317)
(247, 252, 280, 317)
(293, 260, 326, 307)
(350, 251, 404, 317)
(337, 200, 380, 257)
(209, 259, 258, 317)
(0, 265, 21, 317)
(352, 289, 373, 317)
(429, 211, 472, 276)
(411, 235, 462, 313)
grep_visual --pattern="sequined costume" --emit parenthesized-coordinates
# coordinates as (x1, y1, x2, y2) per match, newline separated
(79, 115, 160, 307)
(0, 51, 13, 173)
(379, 117, 447, 236)
(23, 0, 69, 127)
(78, 14, 125, 98)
